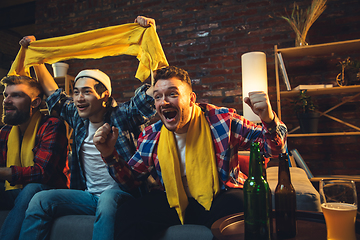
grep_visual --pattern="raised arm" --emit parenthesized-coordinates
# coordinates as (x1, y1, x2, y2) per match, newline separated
(230, 90, 287, 157)
(19, 36, 59, 97)
(243, 91, 275, 124)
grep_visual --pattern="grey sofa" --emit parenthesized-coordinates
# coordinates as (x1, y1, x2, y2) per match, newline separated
(0, 210, 214, 240)
(0, 167, 320, 240)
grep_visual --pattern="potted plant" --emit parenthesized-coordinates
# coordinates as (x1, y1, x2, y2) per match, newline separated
(292, 90, 320, 133)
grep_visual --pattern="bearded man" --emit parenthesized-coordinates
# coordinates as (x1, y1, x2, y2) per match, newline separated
(0, 75, 69, 240)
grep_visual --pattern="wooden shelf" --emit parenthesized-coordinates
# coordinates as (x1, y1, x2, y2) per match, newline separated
(288, 132, 360, 137)
(54, 75, 74, 94)
(311, 175, 360, 182)
(280, 85, 360, 98)
(278, 38, 360, 58)
(275, 39, 360, 136)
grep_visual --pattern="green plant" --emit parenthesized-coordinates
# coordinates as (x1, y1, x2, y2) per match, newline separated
(292, 90, 317, 114)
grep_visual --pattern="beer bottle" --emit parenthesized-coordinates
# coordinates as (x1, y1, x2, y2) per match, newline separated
(244, 142, 271, 240)
(275, 153, 297, 239)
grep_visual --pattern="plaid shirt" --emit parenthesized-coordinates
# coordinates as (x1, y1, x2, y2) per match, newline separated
(103, 103, 288, 191)
(0, 114, 69, 189)
(46, 85, 155, 190)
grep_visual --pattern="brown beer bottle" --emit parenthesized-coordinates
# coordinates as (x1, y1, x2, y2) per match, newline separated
(275, 153, 297, 238)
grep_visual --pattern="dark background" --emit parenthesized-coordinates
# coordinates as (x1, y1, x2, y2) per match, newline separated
(1, 0, 360, 177)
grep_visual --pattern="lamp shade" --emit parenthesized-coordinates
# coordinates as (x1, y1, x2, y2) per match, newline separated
(241, 51, 268, 123)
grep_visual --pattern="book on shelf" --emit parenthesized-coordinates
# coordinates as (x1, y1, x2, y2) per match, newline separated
(294, 84, 333, 90)
(290, 149, 314, 179)
(277, 52, 291, 90)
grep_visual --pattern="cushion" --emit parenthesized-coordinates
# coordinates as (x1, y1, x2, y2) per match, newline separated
(49, 215, 95, 240)
(154, 224, 213, 240)
(266, 166, 322, 212)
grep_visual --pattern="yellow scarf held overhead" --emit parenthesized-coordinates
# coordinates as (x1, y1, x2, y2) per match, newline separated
(8, 23, 168, 82)
(157, 105, 220, 224)
(5, 110, 42, 191)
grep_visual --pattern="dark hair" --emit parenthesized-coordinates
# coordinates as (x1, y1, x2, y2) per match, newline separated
(154, 66, 192, 89)
(93, 80, 113, 108)
(1, 75, 44, 99)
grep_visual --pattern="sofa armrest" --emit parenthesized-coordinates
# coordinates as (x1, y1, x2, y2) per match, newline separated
(266, 166, 322, 212)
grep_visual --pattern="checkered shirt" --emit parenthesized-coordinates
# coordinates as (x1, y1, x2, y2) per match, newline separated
(46, 84, 155, 190)
(103, 103, 288, 191)
(0, 114, 69, 189)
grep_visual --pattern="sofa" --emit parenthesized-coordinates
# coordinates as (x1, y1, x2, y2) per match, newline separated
(0, 210, 214, 240)
(0, 164, 321, 240)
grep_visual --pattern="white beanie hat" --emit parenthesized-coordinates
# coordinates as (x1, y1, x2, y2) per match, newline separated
(74, 69, 112, 96)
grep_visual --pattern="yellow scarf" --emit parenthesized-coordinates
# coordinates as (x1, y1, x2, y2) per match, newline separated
(5, 110, 42, 191)
(157, 105, 220, 224)
(8, 23, 168, 82)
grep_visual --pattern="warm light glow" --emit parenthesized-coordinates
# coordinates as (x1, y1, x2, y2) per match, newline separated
(241, 51, 268, 123)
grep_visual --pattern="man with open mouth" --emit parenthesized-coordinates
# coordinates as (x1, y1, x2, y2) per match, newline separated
(93, 66, 288, 240)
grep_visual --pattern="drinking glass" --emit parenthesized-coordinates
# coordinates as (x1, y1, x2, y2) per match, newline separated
(320, 179, 358, 240)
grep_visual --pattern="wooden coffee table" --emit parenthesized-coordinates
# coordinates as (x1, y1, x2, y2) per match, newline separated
(211, 211, 360, 240)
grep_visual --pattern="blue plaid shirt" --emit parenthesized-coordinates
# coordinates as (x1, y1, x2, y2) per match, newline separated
(46, 85, 156, 190)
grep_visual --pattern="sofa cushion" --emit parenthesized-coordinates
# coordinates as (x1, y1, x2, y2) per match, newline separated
(153, 224, 213, 240)
(266, 166, 322, 212)
(49, 215, 95, 240)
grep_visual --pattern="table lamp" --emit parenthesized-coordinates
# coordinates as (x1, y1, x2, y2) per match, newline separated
(241, 51, 268, 123)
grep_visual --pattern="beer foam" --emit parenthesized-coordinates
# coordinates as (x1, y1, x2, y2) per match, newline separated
(321, 202, 357, 211)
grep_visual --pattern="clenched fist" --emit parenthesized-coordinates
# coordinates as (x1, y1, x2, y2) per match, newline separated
(93, 123, 119, 158)
(19, 36, 36, 48)
(134, 16, 156, 28)
(244, 91, 274, 123)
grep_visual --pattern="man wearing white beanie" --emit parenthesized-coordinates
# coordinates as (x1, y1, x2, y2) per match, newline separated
(18, 16, 156, 240)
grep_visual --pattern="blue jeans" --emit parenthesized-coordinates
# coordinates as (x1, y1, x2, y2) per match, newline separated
(0, 183, 50, 240)
(19, 188, 134, 240)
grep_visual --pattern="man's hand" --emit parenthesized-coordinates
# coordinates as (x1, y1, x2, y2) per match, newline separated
(93, 123, 119, 158)
(146, 85, 154, 97)
(19, 36, 36, 48)
(134, 16, 156, 28)
(244, 91, 275, 123)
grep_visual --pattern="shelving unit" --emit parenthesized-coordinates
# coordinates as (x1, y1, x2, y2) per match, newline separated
(274, 39, 360, 137)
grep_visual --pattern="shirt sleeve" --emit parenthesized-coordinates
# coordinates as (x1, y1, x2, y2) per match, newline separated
(103, 129, 156, 191)
(45, 88, 78, 128)
(115, 84, 156, 128)
(102, 149, 145, 191)
(231, 110, 287, 158)
(10, 117, 69, 187)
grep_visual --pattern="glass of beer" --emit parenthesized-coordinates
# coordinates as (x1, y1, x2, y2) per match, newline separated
(320, 179, 358, 240)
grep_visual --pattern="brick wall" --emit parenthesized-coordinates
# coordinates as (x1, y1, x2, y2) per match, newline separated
(33, 0, 360, 176)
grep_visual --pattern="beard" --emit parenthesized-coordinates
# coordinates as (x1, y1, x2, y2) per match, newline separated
(2, 105, 30, 126)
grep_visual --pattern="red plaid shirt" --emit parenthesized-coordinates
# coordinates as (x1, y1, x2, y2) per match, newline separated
(0, 114, 70, 189)
(103, 103, 287, 191)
